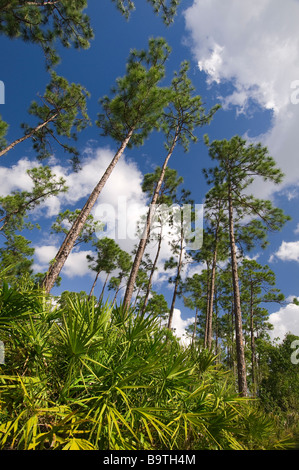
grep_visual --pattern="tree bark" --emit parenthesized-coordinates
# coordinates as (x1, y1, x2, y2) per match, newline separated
(250, 282, 257, 394)
(42, 128, 134, 293)
(191, 308, 198, 348)
(228, 186, 248, 397)
(204, 262, 210, 349)
(88, 270, 100, 300)
(206, 230, 218, 350)
(99, 272, 110, 303)
(141, 229, 162, 315)
(167, 218, 184, 330)
(123, 130, 179, 308)
(0, 112, 58, 158)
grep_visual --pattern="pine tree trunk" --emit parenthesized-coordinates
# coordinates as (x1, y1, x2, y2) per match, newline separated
(228, 187, 248, 397)
(123, 130, 179, 308)
(192, 308, 198, 348)
(207, 232, 218, 350)
(250, 283, 257, 393)
(214, 286, 219, 360)
(42, 129, 134, 293)
(99, 272, 110, 303)
(88, 270, 100, 300)
(168, 218, 184, 330)
(112, 284, 121, 307)
(0, 112, 59, 158)
(141, 230, 162, 315)
(204, 262, 210, 349)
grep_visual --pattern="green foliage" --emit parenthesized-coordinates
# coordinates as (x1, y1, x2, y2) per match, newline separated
(0, 116, 8, 150)
(22, 72, 90, 168)
(112, 0, 181, 25)
(0, 0, 93, 67)
(162, 61, 220, 152)
(0, 165, 67, 234)
(203, 136, 291, 233)
(96, 37, 171, 147)
(142, 166, 184, 206)
(0, 235, 34, 284)
(259, 334, 299, 414)
(51, 209, 103, 246)
(0, 280, 293, 450)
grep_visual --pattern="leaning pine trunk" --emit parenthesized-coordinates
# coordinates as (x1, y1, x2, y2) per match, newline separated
(123, 130, 179, 308)
(250, 283, 257, 394)
(191, 308, 198, 348)
(167, 218, 184, 330)
(141, 230, 163, 315)
(204, 262, 211, 349)
(228, 185, 248, 397)
(0, 112, 59, 158)
(99, 272, 110, 304)
(88, 270, 100, 300)
(206, 227, 219, 350)
(42, 129, 134, 293)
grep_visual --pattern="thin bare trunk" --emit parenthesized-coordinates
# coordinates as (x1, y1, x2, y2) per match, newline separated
(168, 218, 184, 330)
(191, 308, 198, 348)
(228, 186, 247, 397)
(88, 270, 100, 300)
(207, 239, 218, 350)
(99, 272, 110, 303)
(204, 262, 210, 349)
(250, 283, 257, 393)
(42, 129, 134, 293)
(141, 230, 162, 315)
(123, 130, 179, 308)
(0, 112, 58, 158)
(112, 285, 121, 307)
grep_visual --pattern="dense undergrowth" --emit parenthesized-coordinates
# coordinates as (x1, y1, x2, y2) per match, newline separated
(0, 272, 296, 450)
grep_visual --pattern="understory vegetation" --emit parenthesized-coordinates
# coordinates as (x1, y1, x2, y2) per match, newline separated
(0, 1, 299, 451)
(0, 272, 298, 450)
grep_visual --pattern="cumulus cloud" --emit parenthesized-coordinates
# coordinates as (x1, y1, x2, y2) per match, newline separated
(269, 240, 299, 263)
(184, 0, 299, 196)
(21, 146, 179, 285)
(33, 244, 93, 279)
(268, 302, 299, 342)
(172, 308, 195, 346)
(0, 157, 37, 195)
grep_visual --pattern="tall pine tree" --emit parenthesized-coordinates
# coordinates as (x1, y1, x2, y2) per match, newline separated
(203, 135, 290, 396)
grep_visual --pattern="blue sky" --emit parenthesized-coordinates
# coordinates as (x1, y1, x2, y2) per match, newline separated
(1, 0, 299, 342)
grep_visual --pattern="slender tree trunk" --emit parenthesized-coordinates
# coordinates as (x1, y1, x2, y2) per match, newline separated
(99, 272, 110, 303)
(191, 308, 198, 348)
(112, 284, 121, 307)
(207, 229, 219, 350)
(0, 112, 58, 158)
(141, 230, 163, 315)
(215, 286, 219, 360)
(228, 187, 247, 397)
(133, 287, 141, 309)
(230, 304, 235, 373)
(123, 130, 179, 308)
(204, 262, 210, 349)
(42, 129, 134, 293)
(250, 283, 257, 394)
(167, 219, 184, 330)
(88, 270, 100, 300)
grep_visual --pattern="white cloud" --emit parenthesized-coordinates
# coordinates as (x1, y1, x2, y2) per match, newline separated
(0, 157, 37, 195)
(33, 244, 93, 279)
(172, 308, 195, 346)
(270, 240, 299, 263)
(268, 302, 299, 342)
(184, 0, 299, 196)
(184, 0, 299, 114)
